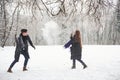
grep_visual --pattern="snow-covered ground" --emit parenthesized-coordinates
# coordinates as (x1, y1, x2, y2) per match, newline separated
(0, 45, 120, 80)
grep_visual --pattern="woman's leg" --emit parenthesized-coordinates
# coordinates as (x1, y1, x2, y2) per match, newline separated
(77, 59, 87, 69)
(72, 59, 76, 69)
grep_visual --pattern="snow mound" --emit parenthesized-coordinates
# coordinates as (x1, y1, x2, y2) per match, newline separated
(0, 45, 120, 80)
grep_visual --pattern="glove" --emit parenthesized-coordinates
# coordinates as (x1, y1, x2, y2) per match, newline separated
(70, 36, 72, 40)
(70, 34, 73, 39)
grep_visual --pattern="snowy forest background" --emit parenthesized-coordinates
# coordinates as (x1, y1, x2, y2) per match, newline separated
(0, 0, 120, 46)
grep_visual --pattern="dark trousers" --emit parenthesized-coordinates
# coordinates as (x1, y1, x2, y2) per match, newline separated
(9, 51, 29, 69)
(73, 59, 87, 67)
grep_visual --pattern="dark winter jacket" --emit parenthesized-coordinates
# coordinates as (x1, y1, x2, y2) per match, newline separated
(64, 37, 82, 59)
(14, 34, 35, 62)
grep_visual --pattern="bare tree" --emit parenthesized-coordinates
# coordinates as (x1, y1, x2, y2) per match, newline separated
(0, 0, 119, 47)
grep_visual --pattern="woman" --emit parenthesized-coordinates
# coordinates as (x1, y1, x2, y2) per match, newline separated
(64, 30, 87, 69)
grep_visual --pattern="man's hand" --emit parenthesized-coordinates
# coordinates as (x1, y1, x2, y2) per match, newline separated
(33, 46, 36, 50)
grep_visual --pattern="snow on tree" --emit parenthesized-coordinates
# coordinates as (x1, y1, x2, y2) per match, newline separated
(0, 0, 119, 46)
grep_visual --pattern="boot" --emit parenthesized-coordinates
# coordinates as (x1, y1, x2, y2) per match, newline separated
(23, 67, 28, 71)
(71, 66, 76, 69)
(83, 65, 87, 69)
(7, 68, 13, 73)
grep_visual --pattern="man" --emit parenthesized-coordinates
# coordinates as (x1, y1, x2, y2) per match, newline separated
(7, 29, 35, 73)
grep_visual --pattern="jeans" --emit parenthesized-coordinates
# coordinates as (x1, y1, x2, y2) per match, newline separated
(9, 51, 29, 69)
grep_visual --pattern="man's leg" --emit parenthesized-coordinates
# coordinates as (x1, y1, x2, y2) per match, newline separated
(7, 60, 18, 73)
(23, 57, 28, 69)
(22, 53, 29, 71)
(77, 59, 87, 69)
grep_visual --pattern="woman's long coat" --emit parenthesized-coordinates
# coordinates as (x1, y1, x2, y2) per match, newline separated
(64, 37, 82, 60)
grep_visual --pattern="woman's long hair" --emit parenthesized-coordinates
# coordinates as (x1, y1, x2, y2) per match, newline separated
(74, 30, 82, 47)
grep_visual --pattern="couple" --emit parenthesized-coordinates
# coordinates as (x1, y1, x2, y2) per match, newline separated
(7, 29, 87, 73)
